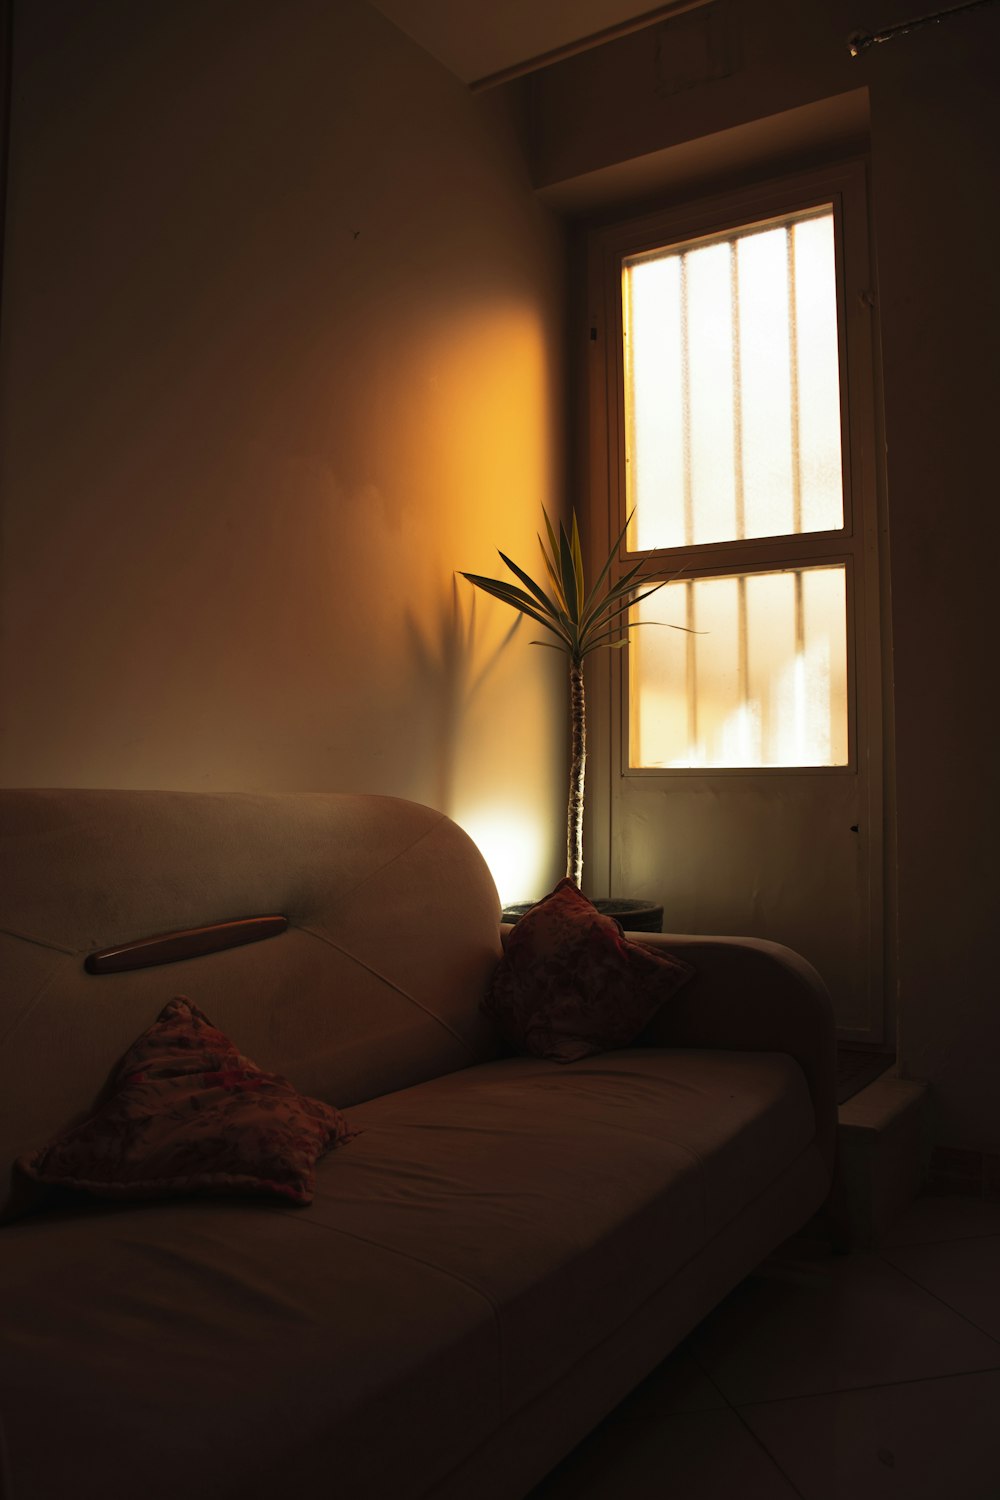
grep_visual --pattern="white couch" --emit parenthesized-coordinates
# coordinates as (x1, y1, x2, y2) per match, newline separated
(0, 789, 837, 1500)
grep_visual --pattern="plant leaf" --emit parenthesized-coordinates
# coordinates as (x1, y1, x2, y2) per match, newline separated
(538, 516, 568, 613)
(539, 541, 567, 612)
(580, 545, 681, 634)
(582, 578, 672, 638)
(583, 618, 697, 652)
(580, 557, 653, 632)
(459, 572, 571, 643)
(581, 508, 633, 621)
(580, 581, 695, 653)
(558, 522, 580, 624)
(541, 505, 560, 564)
(628, 580, 676, 611)
(570, 511, 585, 616)
(498, 551, 564, 622)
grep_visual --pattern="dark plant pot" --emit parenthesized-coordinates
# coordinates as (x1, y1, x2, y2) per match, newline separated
(593, 898, 664, 934)
(501, 898, 663, 934)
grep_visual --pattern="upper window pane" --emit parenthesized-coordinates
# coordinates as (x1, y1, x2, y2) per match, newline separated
(622, 207, 844, 551)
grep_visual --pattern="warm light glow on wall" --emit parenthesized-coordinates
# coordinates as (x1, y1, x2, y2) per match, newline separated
(455, 805, 549, 907)
(425, 305, 554, 530)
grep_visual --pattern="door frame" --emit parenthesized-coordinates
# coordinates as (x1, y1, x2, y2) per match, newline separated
(581, 157, 891, 1045)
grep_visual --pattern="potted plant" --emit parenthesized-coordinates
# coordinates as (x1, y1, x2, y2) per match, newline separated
(460, 507, 684, 930)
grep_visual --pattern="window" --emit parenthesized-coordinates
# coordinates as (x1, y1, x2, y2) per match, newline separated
(591, 166, 876, 774)
(622, 203, 848, 769)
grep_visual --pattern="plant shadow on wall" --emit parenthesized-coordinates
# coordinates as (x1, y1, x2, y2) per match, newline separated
(461, 508, 693, 930)
(405, 577, 525, 820)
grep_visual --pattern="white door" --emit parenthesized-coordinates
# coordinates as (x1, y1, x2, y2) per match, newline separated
(585, 161, 887, 1041)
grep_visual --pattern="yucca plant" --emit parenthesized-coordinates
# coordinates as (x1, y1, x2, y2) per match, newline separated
(461, 507, 681, 890)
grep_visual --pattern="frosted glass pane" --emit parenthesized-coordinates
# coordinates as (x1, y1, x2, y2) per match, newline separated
(737, 228, 795, 538)
(688, 576, 739, 757)
(793, 216, 844, 532)
(745, 570, 796, 763)
(629, 591, 690, 767)
(625, 258, 686, 549)
(802, 565, 849, 762)
(629, 565, 847, 768)
(686, 242, 736, 545)
(623, 206, 844, 551)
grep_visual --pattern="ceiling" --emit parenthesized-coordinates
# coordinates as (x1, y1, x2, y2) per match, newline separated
(366, 0, 713, 89)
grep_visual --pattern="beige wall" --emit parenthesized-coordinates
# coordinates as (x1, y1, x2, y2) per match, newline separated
(0, 0, 568, 905)
(527, 0, 1000, 1150)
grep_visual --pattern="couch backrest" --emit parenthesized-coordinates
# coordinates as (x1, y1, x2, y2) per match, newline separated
(0, 790, 503, 1211)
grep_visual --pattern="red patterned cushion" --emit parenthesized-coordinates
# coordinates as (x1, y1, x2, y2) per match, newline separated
(16, 998, 353, 1206)
(484, 878, 695, 1062)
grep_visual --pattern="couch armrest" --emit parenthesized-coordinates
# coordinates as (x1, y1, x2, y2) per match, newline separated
(636, 933, 838, 1177)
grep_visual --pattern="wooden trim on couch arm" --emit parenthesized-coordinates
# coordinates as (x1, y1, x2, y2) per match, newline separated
(84, 915, 288, 974)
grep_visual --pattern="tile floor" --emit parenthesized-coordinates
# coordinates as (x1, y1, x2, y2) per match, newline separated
(527, 1195, 1000, 1500)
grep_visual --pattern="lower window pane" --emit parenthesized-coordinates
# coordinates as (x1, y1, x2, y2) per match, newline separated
(629, 565, 848, 768)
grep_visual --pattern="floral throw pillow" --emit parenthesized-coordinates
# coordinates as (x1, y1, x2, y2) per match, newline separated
(16, 997, 353, 1206)
(484, 878, 695, 1063)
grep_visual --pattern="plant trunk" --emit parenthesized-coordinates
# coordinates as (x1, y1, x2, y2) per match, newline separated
(566, 656, 586, 886)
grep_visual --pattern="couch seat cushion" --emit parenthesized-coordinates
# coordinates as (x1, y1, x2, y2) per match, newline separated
(0, 1048, 815, 1500)
(327, 1047, 816, 1409)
